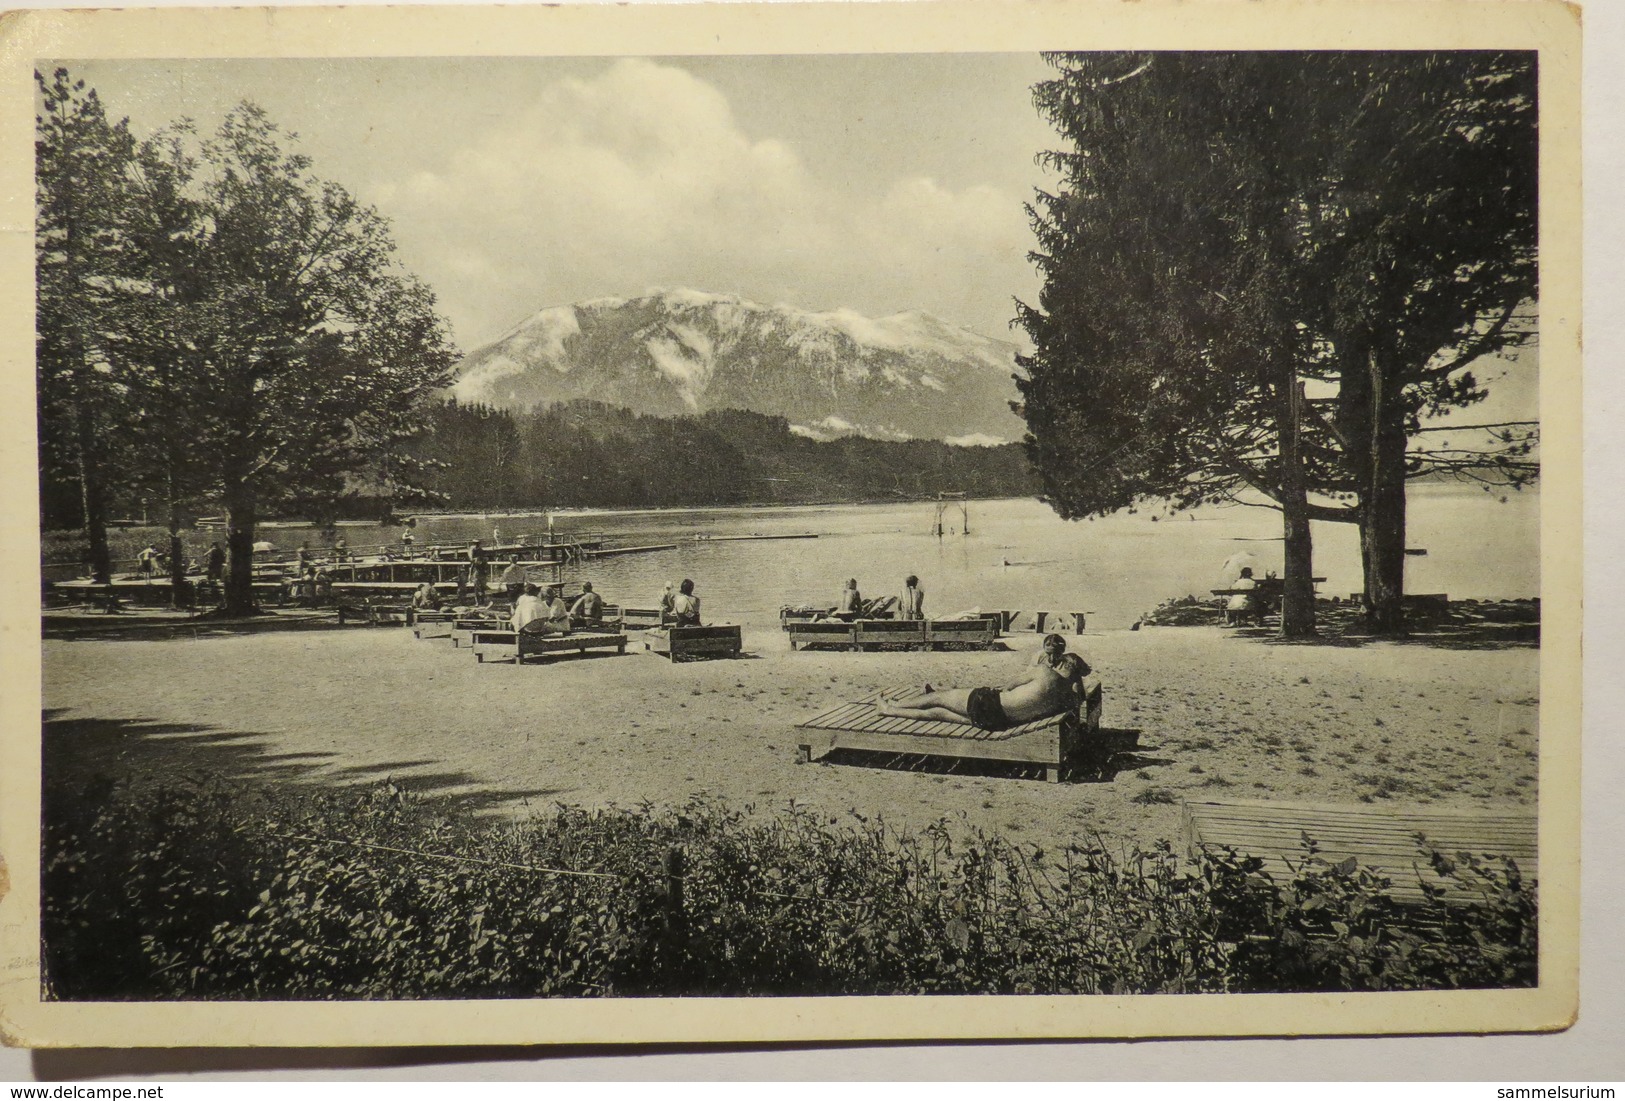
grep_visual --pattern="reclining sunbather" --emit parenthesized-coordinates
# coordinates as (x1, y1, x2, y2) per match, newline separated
(878, 633, 1090, 731)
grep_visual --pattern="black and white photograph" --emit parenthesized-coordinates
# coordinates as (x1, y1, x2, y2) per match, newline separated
(0, 0, 1584, 1049)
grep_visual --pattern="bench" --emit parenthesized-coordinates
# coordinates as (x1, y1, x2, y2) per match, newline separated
(923, 617, 1000, 650)
(411, 610, 458, 638)
(853, 619, 927, 651)
(644, 624, 744, 661)
(786, 620, 858, 651)
(470, 628, 629, 664)
(1181, 798, 1537, 906)
(336, 602, 410, 626)
(781, 606, 834, 628)
(795, 677, 1119, 783)
(450, 614, 508, 647)
(617, 606, 666, 631)
(1030, 611, 1087, 634)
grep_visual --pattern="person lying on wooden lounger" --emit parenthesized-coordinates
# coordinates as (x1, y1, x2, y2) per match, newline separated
(878, 633, 1090, 731)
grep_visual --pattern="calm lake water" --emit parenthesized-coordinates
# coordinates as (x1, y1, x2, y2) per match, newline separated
(400, 483, 1539, 631)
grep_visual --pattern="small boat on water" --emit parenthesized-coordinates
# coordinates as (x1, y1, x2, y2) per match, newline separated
(694, 532, 819, 542)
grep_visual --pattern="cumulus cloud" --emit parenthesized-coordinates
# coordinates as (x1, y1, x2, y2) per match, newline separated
(370, 58, 1036, 348)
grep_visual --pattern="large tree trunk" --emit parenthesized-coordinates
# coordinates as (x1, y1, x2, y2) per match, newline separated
(1361, 353, 1409, 635)
(166, 482, 189, 610)
(73, 404, 112, 585)
(1277, 381, 1316, 638)
(223, 479, 259, 617)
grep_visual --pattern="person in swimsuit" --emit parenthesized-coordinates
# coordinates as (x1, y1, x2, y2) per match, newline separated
(878, 634, 1090, 730)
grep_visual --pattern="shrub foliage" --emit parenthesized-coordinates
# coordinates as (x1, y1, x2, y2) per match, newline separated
(42, 776, 1537, 999)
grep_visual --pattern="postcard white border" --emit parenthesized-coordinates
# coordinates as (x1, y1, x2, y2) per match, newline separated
(0, 0, 1584, 1051)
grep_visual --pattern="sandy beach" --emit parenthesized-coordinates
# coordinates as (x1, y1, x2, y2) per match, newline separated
(40, 615, 1540, 855)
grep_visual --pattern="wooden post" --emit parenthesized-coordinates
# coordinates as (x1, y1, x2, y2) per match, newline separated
(663, 846, 687, 978)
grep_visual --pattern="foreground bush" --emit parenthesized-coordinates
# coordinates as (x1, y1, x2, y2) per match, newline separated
(41, 776, 1537, 999)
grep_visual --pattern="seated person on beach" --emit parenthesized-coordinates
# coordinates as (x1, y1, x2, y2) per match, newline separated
(658, 581, 678, 623)
(1224, 567, 1260, 626)
(510, 583, 547, 631)
(901, 575, 925, 619)
(671, 579, 702, 627)
(878, 634, 1090, 732)
(543, 585, 573, 632)
(570, 581, 605, 628)
(499, 555, 527, 599)
(833, 578, 863, 621)
(412, 582, 441, 611)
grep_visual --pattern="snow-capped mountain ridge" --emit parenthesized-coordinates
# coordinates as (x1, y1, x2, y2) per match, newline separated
(452, 288, 1027, 443)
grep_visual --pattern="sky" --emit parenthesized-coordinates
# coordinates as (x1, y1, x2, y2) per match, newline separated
(57, 53, 1536, 426)
(64, 55, 1062, 351)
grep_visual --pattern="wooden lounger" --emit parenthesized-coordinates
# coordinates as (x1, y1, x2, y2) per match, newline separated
(470, 627, 629, 664)
(795, 677, 1120, 783)
(449, 614, 506, 647)
(923, 617, 1000, 650)
(336, 602, 409, 626)
(853, 619, 926, 651)
(411, 610, 458, 638)
(1182, 799, 1537, 906)
(786, 620, 858, 651)
(644, 624, 744, 661)
(617, 606, 666, 630)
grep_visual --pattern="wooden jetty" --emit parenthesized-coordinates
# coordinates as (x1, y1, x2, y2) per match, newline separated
(1181, 799, 1537, 905)
(693, 533, 818, 542)
(795, 677, 1116, 783)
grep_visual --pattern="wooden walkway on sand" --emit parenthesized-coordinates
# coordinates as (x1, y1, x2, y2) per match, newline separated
(1182, 798, 1537, 905)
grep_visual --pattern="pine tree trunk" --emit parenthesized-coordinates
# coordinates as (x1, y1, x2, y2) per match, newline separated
(1361, 356, 1409, 636)
(167, 486, 188, 610)
(74, 404, 112, 585)
(1277, 381, 1316, 638)
(223, 481, 259, 617)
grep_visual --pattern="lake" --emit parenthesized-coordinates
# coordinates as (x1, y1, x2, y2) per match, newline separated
(401, 483, 1539, 631)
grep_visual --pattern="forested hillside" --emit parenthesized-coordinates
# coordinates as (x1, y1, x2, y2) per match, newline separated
(407, 400, 1038, 510)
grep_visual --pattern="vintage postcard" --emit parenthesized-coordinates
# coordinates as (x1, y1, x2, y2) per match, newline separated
(0, 0, 1582, 1049)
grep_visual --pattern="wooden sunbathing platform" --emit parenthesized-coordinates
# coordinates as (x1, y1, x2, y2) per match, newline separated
(785, 615, 1004, 652)
(795, 678, 1125, 783)
(411, 610, 458, 638)
(470, 628, 629, 664)
(449, 614, 509, 646)
(1182, 799, 1537, 905)
(335, 602, 410, 626)
(644, 624, 743, 661)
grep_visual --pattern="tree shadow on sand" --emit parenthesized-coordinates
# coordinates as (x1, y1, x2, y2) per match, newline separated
(41, 712, 571, 817)
(1234, 601, 1541, 652)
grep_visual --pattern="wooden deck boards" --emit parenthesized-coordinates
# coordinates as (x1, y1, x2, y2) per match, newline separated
(1182, 798, 1537, 904)
(795, 678, 1117, 782)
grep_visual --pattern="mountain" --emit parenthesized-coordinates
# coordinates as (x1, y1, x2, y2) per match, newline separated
(450, 289, 1028, 444)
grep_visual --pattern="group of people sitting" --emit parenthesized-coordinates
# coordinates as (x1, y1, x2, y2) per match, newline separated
(817, 575, 925, 621)
(410, 575, 706, 635)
